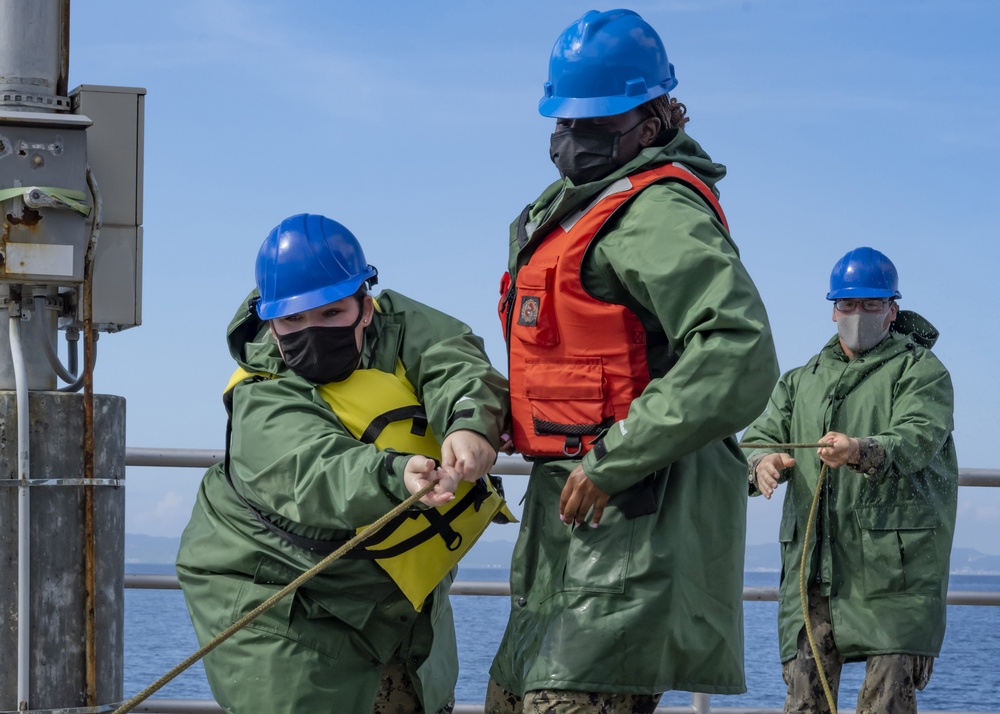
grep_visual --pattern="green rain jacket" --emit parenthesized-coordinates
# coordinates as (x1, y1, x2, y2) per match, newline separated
(743, 311, 958, 663)
(489, 129, 780, 696)
(176, 289, 509, 713)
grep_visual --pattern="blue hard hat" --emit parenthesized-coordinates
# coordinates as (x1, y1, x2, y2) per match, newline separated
(826, 247, 901, 300)
(255, 214, 378, 320)
(539, 9, 677, 119)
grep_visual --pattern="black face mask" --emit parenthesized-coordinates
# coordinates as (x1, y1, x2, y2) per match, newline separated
(276, 309, 364, 384)
(549, 121, 644, 185)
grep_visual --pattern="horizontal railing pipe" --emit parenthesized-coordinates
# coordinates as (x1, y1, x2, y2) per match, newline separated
(958, 468, 1000, 487)
(123, 574, 1000, 607)
(125, 448, 535, 475)
(123, 448, 997, 486)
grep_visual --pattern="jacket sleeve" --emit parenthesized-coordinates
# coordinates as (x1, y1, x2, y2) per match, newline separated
(380, 291, 510, 448)
(230, 376, 415, 530)
(742, 372, 797, 496)
(870, 350, 955, 479)
(581, 182, 780, 494)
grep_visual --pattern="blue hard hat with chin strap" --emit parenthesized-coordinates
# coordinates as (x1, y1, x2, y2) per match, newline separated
(255, 214, 378, 320)
(540, 8, 677, 119)
(826, 246, 901, 300)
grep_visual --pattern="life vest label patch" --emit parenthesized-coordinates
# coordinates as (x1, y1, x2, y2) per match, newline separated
(518, 296, 540, 326)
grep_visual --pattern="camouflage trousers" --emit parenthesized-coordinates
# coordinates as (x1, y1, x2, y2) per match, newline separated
(371, 650, 454, 714)
(782, 587, 934, 714)
(484, 678, 661, 714)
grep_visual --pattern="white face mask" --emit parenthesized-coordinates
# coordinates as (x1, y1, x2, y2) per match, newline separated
(837, 308, 891, 354)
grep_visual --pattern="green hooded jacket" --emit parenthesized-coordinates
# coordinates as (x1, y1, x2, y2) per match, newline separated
(489, 129, 780, 696)
(176, 289, 509, 713)
(743, 310, 958, 663)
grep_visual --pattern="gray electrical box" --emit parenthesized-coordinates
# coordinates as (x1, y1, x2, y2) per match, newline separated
(70, 84, 145, 332)
(0, 110, 92, 283)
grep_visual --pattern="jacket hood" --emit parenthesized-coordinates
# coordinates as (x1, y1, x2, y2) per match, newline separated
(521, 128, 726, 244)
(226, 289, 287, 375)
(891, 309, 939, 348)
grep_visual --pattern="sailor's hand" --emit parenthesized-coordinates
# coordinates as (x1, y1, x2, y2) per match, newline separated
(559, 464, 610, 528)
(817, 432, 859, 469)
(403, 456, 460, 507)
(441, 429, 496, 482)
(755, 453, 796, 499)
(498, 432, 516, 455)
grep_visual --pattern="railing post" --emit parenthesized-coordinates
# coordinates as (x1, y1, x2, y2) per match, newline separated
(691, 692, 711, 714)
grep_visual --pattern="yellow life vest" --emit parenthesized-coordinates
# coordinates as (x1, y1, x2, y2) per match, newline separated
(225, 360, 514, 611)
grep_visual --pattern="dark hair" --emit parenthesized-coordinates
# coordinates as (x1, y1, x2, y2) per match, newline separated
(641, 94, 689, 135)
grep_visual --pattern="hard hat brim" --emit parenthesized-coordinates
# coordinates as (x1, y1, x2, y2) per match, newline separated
(256, 270, 374, 321)
(826, 287, 902, 300)
(538, 82, 674, 119)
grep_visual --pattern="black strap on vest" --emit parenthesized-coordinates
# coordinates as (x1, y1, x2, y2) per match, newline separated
(360, 405, 428, 444)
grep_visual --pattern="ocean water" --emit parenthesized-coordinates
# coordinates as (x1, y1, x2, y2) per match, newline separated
(124, 567, 1000, 710)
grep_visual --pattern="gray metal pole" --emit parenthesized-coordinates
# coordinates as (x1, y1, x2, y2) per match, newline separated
(0, 392, 126, 710)
(0, 0, 71, 391)
(0, 0, 70, 111)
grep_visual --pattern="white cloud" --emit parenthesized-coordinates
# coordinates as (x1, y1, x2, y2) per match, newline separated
(127, 479, 200, 538)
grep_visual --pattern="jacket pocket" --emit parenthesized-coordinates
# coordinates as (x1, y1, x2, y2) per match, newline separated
(513, 261, 559, 346)
(777, 517, 797, 596)
(855, 505, 941, 597)
(232, 556, 370, 659)
(523, 357, 609, 439)
(562, 507, 635, 594)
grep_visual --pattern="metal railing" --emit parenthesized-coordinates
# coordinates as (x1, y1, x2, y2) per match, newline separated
(122, 449, 1000, 714)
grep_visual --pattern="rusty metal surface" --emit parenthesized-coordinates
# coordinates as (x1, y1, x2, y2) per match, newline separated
(82, 167, 100, 707)
(0, 393, 125, 708)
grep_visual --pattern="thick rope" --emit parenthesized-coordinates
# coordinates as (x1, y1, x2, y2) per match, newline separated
(111, 482, 436, 714)
(741, 440, 838, 712)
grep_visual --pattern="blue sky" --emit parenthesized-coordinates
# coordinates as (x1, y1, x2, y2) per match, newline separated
(66, 0, 999, 553)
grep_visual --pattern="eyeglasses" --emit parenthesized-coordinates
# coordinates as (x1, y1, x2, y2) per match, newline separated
(833, 298, 891, 313)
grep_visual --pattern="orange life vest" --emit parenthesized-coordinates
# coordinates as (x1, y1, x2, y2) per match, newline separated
(498, 163, 728, 458)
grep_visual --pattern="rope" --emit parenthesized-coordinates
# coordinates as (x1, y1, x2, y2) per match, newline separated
(799, 462, 838, 712)
(111, 482, 436, 714)
(741, 439, 838, 712)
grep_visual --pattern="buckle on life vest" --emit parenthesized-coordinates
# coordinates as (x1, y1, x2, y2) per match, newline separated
(420, 508, 463, 552)
(563, 436, 583, 457)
